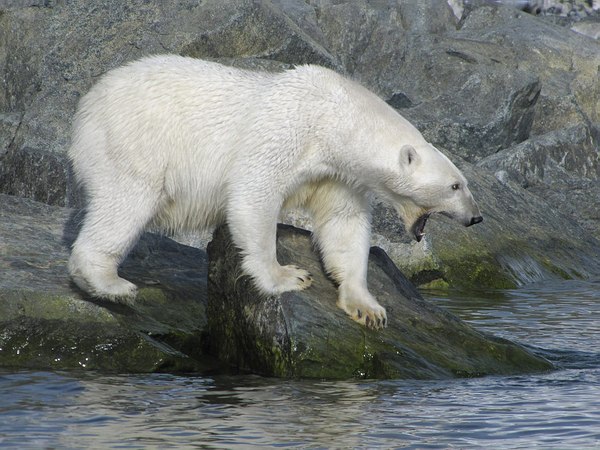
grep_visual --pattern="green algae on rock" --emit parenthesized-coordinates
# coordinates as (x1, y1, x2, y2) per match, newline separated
(207, 224, 553, 379)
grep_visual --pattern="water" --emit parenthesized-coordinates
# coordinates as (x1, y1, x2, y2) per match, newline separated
(1, 279, 599, 449)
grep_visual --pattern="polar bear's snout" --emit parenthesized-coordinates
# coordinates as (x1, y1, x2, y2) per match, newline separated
(468, 215, 483, 227)
(463, 196, 483, 227)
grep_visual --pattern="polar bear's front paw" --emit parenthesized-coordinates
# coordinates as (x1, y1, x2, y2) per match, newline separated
(337, 286, 387, 330)
(82, 276, 138, 305)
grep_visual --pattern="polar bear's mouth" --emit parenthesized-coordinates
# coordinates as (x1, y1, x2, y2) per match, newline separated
(412, 213, 431, 242)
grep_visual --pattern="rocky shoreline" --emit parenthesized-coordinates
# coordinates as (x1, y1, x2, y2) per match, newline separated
(1, 1, 598, 377)
(0, 194, 552, 378)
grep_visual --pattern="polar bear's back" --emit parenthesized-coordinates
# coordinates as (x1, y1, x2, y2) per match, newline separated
(72, 55, 270, 167)
(70, 56, 288, 230)
(68, 55, 374, 232)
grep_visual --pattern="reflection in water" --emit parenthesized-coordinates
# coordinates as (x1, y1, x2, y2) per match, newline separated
(1, 278, 599, 449)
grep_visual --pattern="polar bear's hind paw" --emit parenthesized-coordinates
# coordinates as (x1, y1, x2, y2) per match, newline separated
(272, 265, 313, 293)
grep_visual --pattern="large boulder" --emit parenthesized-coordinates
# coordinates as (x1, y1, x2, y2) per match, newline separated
(457, 5, 600, 137)
(478, 124, 600, 239)
(391, 35, 540, 162)
(207, 224, 552, 379)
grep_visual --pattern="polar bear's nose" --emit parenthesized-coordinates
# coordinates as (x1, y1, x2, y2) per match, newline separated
(468, 216, 483, 226)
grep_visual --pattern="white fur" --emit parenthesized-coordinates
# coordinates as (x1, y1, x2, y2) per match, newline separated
(68, 55, 481, 329)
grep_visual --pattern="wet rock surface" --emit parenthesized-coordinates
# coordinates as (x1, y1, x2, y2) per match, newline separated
(207, 224, 552, 379)
(0, 194, 213, 373)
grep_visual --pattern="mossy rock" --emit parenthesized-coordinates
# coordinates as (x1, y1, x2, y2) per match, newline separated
(207, 224, 553, 379)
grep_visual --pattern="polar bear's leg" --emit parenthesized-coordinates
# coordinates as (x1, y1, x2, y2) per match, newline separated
(69, 185, 158, 303)
(227, 192, 312, 295)
(307, 183, 387, 329)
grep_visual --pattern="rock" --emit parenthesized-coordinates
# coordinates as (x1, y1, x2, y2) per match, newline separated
(448, 0, 600, 21)
(0, 146, 77, 206)
(0, 194, 214, 372)
(300, 0, 457, 88)
(478, 124, 600, 187)
(457, 5, 600, 136)
(392, 4, 600, 161)
(392, 36, 540, 161)
(206, 224, 553, 379)
(478, 124, 600, 239)
(0, 113, 20, 156)
(1, 194, 553, 379)
(570, 20, 600, 40)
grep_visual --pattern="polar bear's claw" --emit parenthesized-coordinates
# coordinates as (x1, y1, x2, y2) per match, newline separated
(360, 308, 387, 330)
(272, 264, 313, 293)
(94, 278, 138, 303)
(82, 275, 138, 305)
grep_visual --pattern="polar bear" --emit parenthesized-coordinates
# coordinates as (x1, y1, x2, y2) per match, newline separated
(68, 55, 482, 329)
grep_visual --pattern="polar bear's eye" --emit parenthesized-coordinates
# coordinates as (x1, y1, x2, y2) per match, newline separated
(451, 183, 460, 191)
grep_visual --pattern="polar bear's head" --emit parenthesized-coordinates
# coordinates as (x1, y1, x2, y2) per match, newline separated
(315, 68, 482, 241)
(377, 142, 483, 242)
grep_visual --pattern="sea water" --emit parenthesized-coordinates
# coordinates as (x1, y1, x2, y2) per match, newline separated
(1, 278, 599, 449)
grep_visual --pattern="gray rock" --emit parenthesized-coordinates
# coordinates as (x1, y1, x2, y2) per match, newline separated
(299, 0, 458, 86)
(394, 36, 540, 161)
(449, 0, 600, 20)
(478, 124, 600, 188)
(478, 124, 600, 239)
(0, 194, 213, 372)
(206, 224, 552, 379)
(0, 113, 20, 157)
(570, 20, 600, 40)
(457, 5, 600, 136)
(395, 4, 600, 161)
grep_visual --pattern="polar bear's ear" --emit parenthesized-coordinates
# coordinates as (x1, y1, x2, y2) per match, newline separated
(400, 145, 419, 167)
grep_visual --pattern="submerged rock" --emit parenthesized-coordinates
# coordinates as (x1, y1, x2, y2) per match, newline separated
(206, 224, 553, 379)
